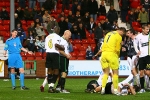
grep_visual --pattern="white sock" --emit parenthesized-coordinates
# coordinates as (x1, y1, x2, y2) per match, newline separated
(48, 83, 54, 88)
(145, 75, 149, 88)
(42, 77, 47, 87)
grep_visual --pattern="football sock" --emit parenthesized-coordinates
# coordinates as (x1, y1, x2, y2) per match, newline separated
(140, 77, 145, 89)
(113, 74, 118, 90)
(102, 74, 108, 89)
(11, 73, 15, 87)
(134, 74, 140, 86)
(47, 74, 53, 84)
(42, 77, 47, 87)
(20, 73, 24, 87)
(56, 77, 61, 88)
(52, 74, 58, 84)
(144, 75, 149, 88)
(60, 77, 66, 90)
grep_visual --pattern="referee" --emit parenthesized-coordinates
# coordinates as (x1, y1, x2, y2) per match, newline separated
(3, 29, 33, 90)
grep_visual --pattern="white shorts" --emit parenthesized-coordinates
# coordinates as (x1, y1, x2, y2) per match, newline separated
(127, 55, 138, 70)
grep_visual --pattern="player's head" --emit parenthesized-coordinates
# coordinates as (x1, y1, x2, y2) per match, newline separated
(63, 30, 71, 41)
(117, 27, 126, 37)
(53, 26, 60, 34)
(133, 85, 140, 92)
(11, 29, 18, 38)
(126, 29, 136, 38)
(142, 24, 149, 35)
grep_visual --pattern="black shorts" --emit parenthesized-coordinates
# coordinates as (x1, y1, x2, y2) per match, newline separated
(45, 53, 60, 69)
(86, 80, 99, 90)
(139, 56, 150, 70)
(60, 56, 69, 73)
(105, 82, 113, 94)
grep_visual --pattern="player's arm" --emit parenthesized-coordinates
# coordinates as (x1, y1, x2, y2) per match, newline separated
(115, 37, 122, 57)
(133, 37, 140, 56)
(21, 47, 33, 54)
(129, 85, 136, 95)
(55, 44, 65, 51)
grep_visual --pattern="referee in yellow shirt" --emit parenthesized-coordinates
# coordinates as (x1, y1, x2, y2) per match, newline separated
(100, 27, 126, 95)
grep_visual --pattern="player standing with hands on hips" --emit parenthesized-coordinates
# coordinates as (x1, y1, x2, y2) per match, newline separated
(3, 29, 33, 90)
(100, 27, 126, 95)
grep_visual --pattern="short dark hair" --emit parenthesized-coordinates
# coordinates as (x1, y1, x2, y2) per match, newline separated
(142, 24, 148, 29)
(118, 27, 126, 34)
(11, 29, 17, 32)
(53, 26, 60, 34)
(129, 29, 136, 35)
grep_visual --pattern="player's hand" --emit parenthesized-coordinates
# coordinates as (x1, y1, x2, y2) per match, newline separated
(92, 55, 97, 59)
(137, 51, 141, 56)
(3, 51, 7, 57)
(28, 51, 33, 55)
(67, 54, 71, 59)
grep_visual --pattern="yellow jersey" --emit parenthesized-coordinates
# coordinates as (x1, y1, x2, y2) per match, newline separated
(101, 31, 122, 57)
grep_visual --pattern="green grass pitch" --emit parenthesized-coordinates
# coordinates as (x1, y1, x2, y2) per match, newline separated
(0, 78, 150, 100)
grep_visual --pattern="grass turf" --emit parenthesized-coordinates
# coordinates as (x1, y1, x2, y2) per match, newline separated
(0, 78, 149, 100)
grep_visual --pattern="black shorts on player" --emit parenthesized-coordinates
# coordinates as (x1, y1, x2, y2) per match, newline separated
(138, 55, 150, 70)
(45, 53, 60, 69)
(60, 56, 69, 73)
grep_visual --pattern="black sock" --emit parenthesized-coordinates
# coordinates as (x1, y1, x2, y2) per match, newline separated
(140, 77, 145, 89)
(52, 74, 58, 84)
(56, 77, 61, 88)
(60, 77, 66, 90)
(149, 77, 150, 81)
(47, 74, 53, 84)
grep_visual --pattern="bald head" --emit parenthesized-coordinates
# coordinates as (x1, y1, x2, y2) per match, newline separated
(63, 30, 71, 40)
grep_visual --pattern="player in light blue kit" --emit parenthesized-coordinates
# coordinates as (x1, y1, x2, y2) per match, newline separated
(3, 29, 33, 90)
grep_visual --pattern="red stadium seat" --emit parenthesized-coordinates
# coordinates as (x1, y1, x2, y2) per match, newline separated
(74, 44, 82, 49)
(27, 20, 34, 25)
(51, 9, 56, 14)
(70, 52, 77, 57)
(21, 20, 27, 25)
(35, 52, 43, 57)
(77, 57, 85, 60)
(82, 39, 89, 44)
(3, 25, 9, 31)
(73, 46, 79, 52)
(86, 33, 91, 39)
(79, 46, 86, 51)
(82, 43, 89, 48)
(0, 2, 5, 7)
(91, 34, 95, 39)
(43, 52, 46, 59)
(22, 57, 27, 60)
(0, 31, 7, 36)
(22, 25, 28, 31)
(0, 20, 3, 25)
(26, 57, 35, 60)
(80, 51, 86, 55)
(64, 10, 69, 14)
(3, 20, 10, 25)
(26, 53, 34, 57)
(35, 57, 43, 60)
(21, 52, 26, 57)
(70, 57, 77, 60)
(78, 52, 86, 57)
(56, 9, 62, 14)
(89, 39, 95, 44)
(5, 2, 10, 6)
(98, 16, 106, 21)
(132, 22, 141, 27)
(74, 39, 82, 44)
(69, 39, 74, 45)
(58, 4, 62, 9)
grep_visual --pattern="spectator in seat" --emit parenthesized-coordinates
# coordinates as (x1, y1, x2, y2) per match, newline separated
(29, 0, 36, 9)
(70, 24, 79, 40)
(19, 0, 26, 8)
(107, 5, 118, 25)
(86, 46, 94, 60)
(65, 17, 73, 30)
(36, 35, 46, 53)
(72, 0, 79, 15)
(35, 23, 46, 37)
(16, 23, 26, 44)
(128, 10, 135, 27)
(57, 11, 66, 21)
(67, 11, 75, 24)
(34, 36, 40, 52)
(31, 6, 38, 19)
(74, 11, 81, 22)
(111, 21, 119, 31)
(58, 16, 68, 36)
(0, 7, 9, 20)
(138, 8, 148, 26)
(103, 18, 112, 31)
(81, 0, 89, 15)
(43, 10, 51, 28)
(62, 0, 70, 11)
(119, 0, 130, 23)
(42, 0, 55, 11)
(98, 1, 106, 16)
(88, 0, 98, 22)
(34, 11, 43, 25)
(130, 0, 141, 9)
(26, 31, 36, 52)
(15, 13, 21, 28)
(82, 12, 90, 28)
(94, 22, 103, 45)
(134, 7, 141, 21)
(76, 5, 84, 16)
(40, 7, 45, 16)
(37, 0, 46, 8)
(141, 0, 150, 13)
(28, 22, 37, 37)
(24, 6, 33, 20)
(47, 16, 59, 34)
(77, 23, 86, 40)
(86, 17, 96, 34)
(15, 6, 24, 20)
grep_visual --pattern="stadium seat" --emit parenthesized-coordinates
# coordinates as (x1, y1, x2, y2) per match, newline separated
(3, 20, 10, 25)
(22, 25, 28, 31)
(91, 34, 95, 39)
(70, 52, 77, 57)
(35, 52, 43, 57)
(20, 52, 26, 57)
(73, 46, 79, 52)
(98, 16, 106, 21)
(78, 52, 86, 57)
(0, 2, 5, 7)
(0, 20, 3, 25)
(69, 39, 74, 45)
(26, 53, 35, 57)
(51, 9, 56, 14)
(22, 57, 27, 60)
(3, 25, 9, 31)
(80, 51, 86, 55)
(56, 9, 62, 14)
(43, 52, 46, 59)
(5, 2, 10, 6)
(132, 22, 141, 27)
(82, 39, 89, 44)
(74, 44, 82, 49)
(136, 28, 142, 32)
(77, 57, 85, 60)
(21, 20, 27, 25)
(26, 57, 35, 60)
(0, 31, 7, 36)
(74, 39, 82, 44)
(64, 10, 69, 14)
(35, 57, 43, 60)
(27, 20, 34, 25)
(82, 43, 89, 48)
(58, 4, 62, 9)
(79, 46, 86, 51)
(89, 39, 95, 44)
(86, 33, 91, 39)
(70, 56, 77, 60)
(3, 32, 10, 37)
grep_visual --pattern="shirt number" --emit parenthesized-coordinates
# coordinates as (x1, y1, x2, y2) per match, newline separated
(106, 35, 111, 43)
(48, 39, 53, 49)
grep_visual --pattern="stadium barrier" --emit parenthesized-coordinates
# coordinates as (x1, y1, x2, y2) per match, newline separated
(1, 60, 131, 78)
